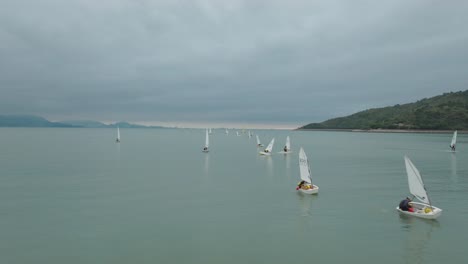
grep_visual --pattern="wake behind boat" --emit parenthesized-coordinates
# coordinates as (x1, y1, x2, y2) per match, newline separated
(259, 138, 275, 155)
(396, 156, 442, 219)
(296, 147, 318, 194)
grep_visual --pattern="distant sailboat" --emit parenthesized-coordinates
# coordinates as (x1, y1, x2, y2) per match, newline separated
(396, 156, 442, 219)
(209, 128, 212, 134)
(296, 147, 319, 194)
(256, 135, 264, 147)
(248, 130, 252, 139)
(450, 131, 457, 152)
(116, 127, 121, 143)
(279, 136, 292, 154)
(236, 131, 240, 136)
(259, 138, 275, 155)
(225, 129, 229, 135)
(202, 129, 209, 152)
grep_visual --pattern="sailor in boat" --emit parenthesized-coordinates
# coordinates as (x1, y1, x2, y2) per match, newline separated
(203, 147, 208, 151)
(283, 146, 288, 152)
(398, 197, 414, 212)
(264, 149, 269, 153)
(296, 180, 314, 190)
(451, 144, 456, 151)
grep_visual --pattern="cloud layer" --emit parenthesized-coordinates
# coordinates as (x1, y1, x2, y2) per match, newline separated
(1, 0, 467, 127)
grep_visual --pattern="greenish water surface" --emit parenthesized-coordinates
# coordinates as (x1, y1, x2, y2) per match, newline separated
(0, 128, 467, 263)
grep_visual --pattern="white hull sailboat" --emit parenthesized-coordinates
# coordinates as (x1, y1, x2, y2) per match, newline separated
(256, 135, 264, 147)
(225, 129, 229, 135)
(396, 156, 442, 219)
(116, 127, 121, 143)
(202, 129, 210, 153)
(259, 138, 275, 156)
(278, 136, 292, 154)
(296, 147, 319, 194)
(450, 130, 457, 152)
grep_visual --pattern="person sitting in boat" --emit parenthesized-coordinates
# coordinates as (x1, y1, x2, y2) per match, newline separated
(399, 197, 414, 212)
(451, 145, 456, 151)
(264, 149, 269, 153)
(296, 180, 306, 190)
(283, 146, 288, 152)
(203, 147, 208, 151)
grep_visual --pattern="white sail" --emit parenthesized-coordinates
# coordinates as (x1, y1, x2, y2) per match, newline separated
(225, 129, 229, 135)
(209, 128, 212, 134)
(256, 135, 261, 145)
(285, 136, 291, 151)
(451, 130, 457, 148)
(205, 129, 210, 148)
(248, 130, 252, 138)
(299, 148, 311, 183)
(265, 138, 275, 152)
(116, 127, 120, 141)
(404, 156, 429, 204)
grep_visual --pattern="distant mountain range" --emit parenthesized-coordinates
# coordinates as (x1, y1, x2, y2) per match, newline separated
(0, 115, 163, 128)
(299, 90, 468, 130)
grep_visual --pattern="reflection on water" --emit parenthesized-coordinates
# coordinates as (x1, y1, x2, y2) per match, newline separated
(297, 193, 313, 217)
(265, 156, 273, 178)
(284, 153, 291, 169)
(116, 142, 121, 157)
(399, 215, 440, 264)
(203, 153, 210, 177)
(450, 153, 457, 181)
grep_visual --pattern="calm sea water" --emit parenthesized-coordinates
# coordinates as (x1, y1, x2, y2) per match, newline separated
(0, 128, 467, 264)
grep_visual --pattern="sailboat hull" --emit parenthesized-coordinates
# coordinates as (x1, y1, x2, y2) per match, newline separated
(298, 185, 319, 194)
(396, 202, 442, 219)
(259, 151, 271, 156)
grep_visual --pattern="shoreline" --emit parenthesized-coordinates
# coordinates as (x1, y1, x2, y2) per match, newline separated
(297, 128, 466, 134)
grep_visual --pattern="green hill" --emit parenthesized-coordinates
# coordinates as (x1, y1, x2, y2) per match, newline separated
(300, 90, 468, 130)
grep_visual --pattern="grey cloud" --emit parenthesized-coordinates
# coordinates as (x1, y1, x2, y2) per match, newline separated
(1, 0, 467, 127)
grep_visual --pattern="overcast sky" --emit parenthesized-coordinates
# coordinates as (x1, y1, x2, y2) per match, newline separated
(1, 0, 467, 128)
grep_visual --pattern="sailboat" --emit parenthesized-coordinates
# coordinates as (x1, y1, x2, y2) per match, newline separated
(248, 130, 252, 139)
(450, 130, 457, 152)
(278, 136, 292, 154)
(259, 138, 275, 155)
(256, 135, 264, 147)
(116, 127, 121, 143)
(296, 147, 319, 194)
(209, 128, 212, 134)
(396, 156, 442, 219)
(236, 131, 241, 136)
(225, 129, 229, 135)
(202, 129, 209, 152)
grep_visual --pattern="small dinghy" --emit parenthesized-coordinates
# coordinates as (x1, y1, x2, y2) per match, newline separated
(296, 147, 319, 194)
(278, 136, 292, 154)
(450, 130, 457, 152)
(256, 135, 264, 147)
(259, 138, 275, 156)
(116, 127, 121, 143)
(202, 129, 210, 153)
(396, 156, 442, 219)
